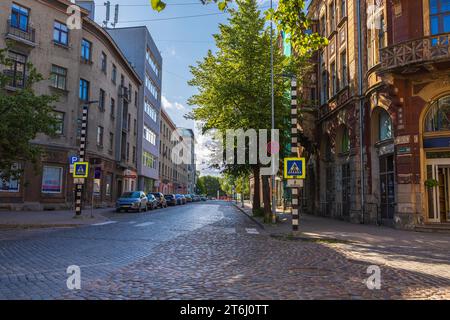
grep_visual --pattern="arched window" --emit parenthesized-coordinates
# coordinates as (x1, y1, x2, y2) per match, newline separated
(379, 110, 393, 141)
(425, 95, 450, 132)
(341, 127, 350, 153)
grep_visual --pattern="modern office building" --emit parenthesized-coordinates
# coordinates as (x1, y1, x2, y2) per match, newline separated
(107, 26, 162, 194)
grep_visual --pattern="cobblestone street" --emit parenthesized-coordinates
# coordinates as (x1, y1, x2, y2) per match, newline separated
(0, 201, 449, 300)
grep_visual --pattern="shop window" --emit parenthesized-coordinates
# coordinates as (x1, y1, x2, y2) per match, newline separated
(0, 164, 20, 192)
(41, 166, 63, 193)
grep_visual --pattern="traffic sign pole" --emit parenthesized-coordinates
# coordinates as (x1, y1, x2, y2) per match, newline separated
(74, 105, 89, 217)
(290, 78, 300, 233)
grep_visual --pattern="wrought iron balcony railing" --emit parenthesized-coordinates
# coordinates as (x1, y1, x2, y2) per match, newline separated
(6, 20, 36, 45)
(380, 32, 450, 74)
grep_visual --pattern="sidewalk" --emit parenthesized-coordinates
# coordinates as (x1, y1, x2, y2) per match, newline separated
(235, 201, 450, 250)
(0, 208, 112, 229)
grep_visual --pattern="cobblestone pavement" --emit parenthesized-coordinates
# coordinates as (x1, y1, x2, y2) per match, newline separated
(0, 201, 449, 300)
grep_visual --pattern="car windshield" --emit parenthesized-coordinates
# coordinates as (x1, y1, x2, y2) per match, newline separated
(151, 193, 160, 198)
(121, 192, 140, 198)
(165, 195, 173, 199)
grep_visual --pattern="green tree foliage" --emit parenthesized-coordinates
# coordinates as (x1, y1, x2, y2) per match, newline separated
(196, 176, 207, 194)
(187, 0, 290, 218)
(0, 47, 59, 181)
(198, 175, 223, 198)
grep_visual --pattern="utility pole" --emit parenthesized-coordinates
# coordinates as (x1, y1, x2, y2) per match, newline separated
(270, 0, 277, 224)
(74, 101, 97, 217)
(289, 77, 300, 233)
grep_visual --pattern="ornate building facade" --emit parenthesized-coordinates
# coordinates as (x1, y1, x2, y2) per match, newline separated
(303, 0, 450, 230)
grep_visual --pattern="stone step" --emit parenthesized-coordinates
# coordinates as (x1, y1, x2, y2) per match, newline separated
(415, 223, 450, 234)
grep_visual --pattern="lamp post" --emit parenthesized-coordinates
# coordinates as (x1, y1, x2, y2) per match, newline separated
(74, 100, 98, 217)
(270, 0, 277, 224)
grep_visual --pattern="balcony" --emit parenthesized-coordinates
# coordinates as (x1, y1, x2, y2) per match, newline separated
(379, 32, 450, 75)
(5, 20, 36, 47)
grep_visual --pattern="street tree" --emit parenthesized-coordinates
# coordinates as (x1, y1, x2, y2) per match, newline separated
(198, 175, 224, 198)
(0, 46, 59, 183)
(187, 0, 290, 221)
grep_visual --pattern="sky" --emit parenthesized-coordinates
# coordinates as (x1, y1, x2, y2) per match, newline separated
(91, 0, 309, 176)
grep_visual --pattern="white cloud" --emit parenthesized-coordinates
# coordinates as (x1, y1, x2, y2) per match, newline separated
(162, 95, 185, 111)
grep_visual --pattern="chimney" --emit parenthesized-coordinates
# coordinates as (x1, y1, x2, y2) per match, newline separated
(75, 0, 95, 20)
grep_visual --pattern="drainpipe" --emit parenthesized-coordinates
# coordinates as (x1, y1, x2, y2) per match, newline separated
(356, 0, 366, 224)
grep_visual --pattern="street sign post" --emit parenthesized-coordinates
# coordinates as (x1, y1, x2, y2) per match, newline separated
(284, 158, 306, 180)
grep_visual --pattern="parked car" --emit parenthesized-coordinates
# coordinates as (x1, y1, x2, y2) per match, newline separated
(201, 195, 207, 201)
(176, 194, 186, 205)
(150, 192, 167, 208)
(116, 191, 148, 213)
(165, 194, 177, 206)
(192, 195, 201, 202)
(146, 194, 159, 210)
(184, 194, 193, 202)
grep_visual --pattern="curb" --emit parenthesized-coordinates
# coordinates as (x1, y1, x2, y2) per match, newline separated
(233, 204, 266, 230)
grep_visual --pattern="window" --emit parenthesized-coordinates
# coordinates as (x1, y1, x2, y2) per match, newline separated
(143, 125, 156, 145)
(320, 15, 326, 36)
(145, 73, 159, 100)
(330, 61, 337, 95)
(110, 98, 115, 118)
(52, 111, 64, 135)
(7, 51, 26, 88)
(367, 1, 385, 67)
(425, 95, 450, 132)
(50, 65, 67, 90)
(101, 52, 107, 73)
(126, 143, 130, 162)
(99, 89, 106, 111)
(340, 51, 347, 88)
(329, 2, 336, 32)
(143, 151, 155, 168)
(132, 146, 136, 164)
(53, 21, 68, 45)
(11, 4, 29, 31)
(81, 39, 92, 61)
(146, 48, 160, 77)
(144, 99, 157, 122)
(341, 128, 350, 153)
(79, 79, 89, 101)
(0, 164, 20, 192)
(97, 126, 104, 146)
(379, 110, 393, 141)
(340, 0, 346, 19)
(112, 64, 117, 83)
(134, 119, 137, 136)
(41, 166, 63, 194)
(109, 132, 114, 151)
(430, 0, 450, 34)
(127, 114, 131, 132)
(135, 91, 138, 107)
(105, 174, 112, 196)
(321, 70, 328, 103)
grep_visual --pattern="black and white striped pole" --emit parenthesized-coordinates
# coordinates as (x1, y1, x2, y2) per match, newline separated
(74, 101, 97, 217)
(290, 77, 300, 233)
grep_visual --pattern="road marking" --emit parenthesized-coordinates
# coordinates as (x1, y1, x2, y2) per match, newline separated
(245, 228, 259, 235)
(135, 222, 155, 227)
(92, 221, 117, 226)
(223, 228, 236, 234)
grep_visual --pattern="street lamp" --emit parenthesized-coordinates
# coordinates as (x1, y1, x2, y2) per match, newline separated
(270, 0, 276, 224)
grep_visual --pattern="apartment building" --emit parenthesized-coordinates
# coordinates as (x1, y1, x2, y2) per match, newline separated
(302, 0, 450, 231)
(0, 0, 141, 210)
(107, 26, 162, 194)
(178, 128, 196, 194)
(158, 109, 188, 194)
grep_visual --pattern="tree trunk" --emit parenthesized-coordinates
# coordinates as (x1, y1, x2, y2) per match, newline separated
(262, 175, 271, 223)
(252, 166, 261, 212)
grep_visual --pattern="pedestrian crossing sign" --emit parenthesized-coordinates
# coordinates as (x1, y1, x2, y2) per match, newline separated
(73, 162, 89, 178)
(284, 158, 306, 179)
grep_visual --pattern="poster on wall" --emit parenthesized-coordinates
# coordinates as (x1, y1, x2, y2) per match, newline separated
(42, 167, 63, 193)
(0, 177, 19, 192)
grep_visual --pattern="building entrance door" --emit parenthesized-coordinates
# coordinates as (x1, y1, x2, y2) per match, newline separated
(426, 160, 450, 223)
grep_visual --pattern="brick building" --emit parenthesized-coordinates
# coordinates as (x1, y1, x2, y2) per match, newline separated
(0, 0, 141, 210)
(302, 0, 450, 231)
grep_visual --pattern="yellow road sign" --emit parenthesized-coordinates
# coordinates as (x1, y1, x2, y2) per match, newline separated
(284, 158, 306, 179)
(73, 162, 89, 178)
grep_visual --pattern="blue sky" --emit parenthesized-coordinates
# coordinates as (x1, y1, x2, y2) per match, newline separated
(92, 0, 309, 175)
